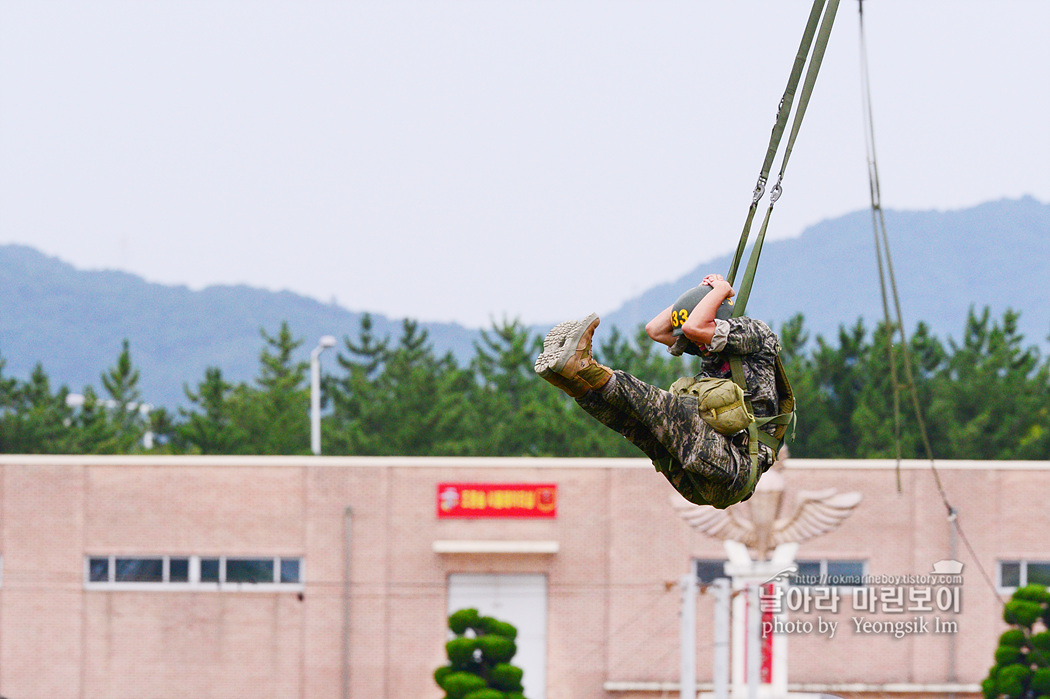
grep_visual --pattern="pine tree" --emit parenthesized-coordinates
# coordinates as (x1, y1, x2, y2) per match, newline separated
(98, 339, 148, 452)
(101, 339, 142, 411)
(470, 319, 546, 455)
(177, 367, 248, 454)
(70, 386, 124, 454)
(0, 353, 15, 450)
(0, 363, 76, 453)
(932, 308, 1049, 460)
(327, 314, 390, 454)
(244, 322, 310, 455)
(368, 319, 473, 455)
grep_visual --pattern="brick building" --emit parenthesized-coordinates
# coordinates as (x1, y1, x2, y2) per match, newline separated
(0, 454, 1044, 698)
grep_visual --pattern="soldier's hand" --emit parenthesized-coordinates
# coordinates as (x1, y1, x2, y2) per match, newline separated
(701, 273, 725, 287)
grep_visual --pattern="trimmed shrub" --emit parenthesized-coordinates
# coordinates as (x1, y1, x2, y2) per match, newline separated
(1031, 668, 1050, 694)
(986, 585, 1050, 699)
(1014, 585, 1050, 605)
(1034, 632, 1050, 652)
(997, 664, 1032, 697)
(437, 609, 528, 699)
(447, 638, 479, 668)
(450, 608, 482, 635)
(440, 671, 488, 699)
(487, 619, 518, 640)
(995, 645, 1023, 666)
(1004, 599, 1043, 628)
(490, 663, 525, 692)
(463, 690, 505, 699)
(435, 665, 455, 685)
(476, 635, 516, 664)
(473, 616, 517, 640)
(999, 629, 1027, 647)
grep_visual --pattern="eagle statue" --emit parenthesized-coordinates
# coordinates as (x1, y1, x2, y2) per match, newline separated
(672, 451, 862, 560)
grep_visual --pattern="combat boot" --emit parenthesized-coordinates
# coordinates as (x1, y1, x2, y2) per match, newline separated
(538, 367, 591, 398)
(534, 313, 613, 394)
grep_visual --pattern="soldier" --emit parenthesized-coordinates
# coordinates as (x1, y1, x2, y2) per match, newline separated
(534, 273, 782, 509)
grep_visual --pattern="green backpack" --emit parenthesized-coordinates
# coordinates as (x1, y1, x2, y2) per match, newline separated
(670, 352, 795, 443)
(670, 376, 754, 436)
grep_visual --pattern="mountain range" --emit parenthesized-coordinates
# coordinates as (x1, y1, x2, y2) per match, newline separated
(604, 196, 1049, 345)
(1, 196, 1047, 409)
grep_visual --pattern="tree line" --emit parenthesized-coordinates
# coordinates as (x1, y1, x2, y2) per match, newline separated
(1, 308, 1047, 460)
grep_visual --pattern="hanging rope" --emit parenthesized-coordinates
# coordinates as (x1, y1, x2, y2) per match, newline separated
(728, 0, 841, 317)
(857, 0, 1002, 605)
(859, 0, 903, 489)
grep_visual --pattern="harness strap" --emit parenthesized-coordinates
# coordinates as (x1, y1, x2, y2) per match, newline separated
(728, 356, 794, 471)
(728, 356, 764, 493)
(743, 423, 761, 494)
(754, 414, 796, 451)
(729, 0, 841, 317)
(727, 0, 827, 287)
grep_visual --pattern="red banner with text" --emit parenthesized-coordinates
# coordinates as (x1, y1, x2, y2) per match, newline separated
(436, 483, 558, 519)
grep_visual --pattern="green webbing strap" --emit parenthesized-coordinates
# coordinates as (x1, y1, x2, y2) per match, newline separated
(729, 356, 794, 471)
(728, 356, 748, 395)
(728, 0, 841, 318)
(754, 414, 796, 450)
(731, 205, 774, 317)
(755, 413, 795, 429)
(728, 356, 763, 494)
(777, 0, 840, 182)
(727, 0, 826, 287)
(743, 423, 761, 491)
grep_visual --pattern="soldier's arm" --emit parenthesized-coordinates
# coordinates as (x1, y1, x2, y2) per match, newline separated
(720, 318, 776, 355)
(645, 305, 677, 347)
(681, 278, 735, 346)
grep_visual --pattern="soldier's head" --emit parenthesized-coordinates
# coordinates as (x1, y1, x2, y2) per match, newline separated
(670, 284, 734, 341)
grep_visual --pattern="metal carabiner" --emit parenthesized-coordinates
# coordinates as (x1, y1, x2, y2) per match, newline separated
(770, 179, 784, 204)
(752, 176, 767, 205)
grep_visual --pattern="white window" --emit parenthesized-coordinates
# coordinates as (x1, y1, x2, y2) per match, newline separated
(448, 574, 547, 699)
(792, 559, 866, 587)
(85, 555, 303, 591)
(694, 558, 728, 584)
(998, 560, 1050, 591)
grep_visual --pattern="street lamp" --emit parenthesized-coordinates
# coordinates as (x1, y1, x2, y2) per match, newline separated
(311, 335, 337, 455)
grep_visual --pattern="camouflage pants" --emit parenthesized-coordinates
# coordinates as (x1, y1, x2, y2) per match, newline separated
(576, 370, 757, 509)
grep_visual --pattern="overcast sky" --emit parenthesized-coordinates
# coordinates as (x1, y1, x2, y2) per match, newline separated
(1, 1, 1047, 328)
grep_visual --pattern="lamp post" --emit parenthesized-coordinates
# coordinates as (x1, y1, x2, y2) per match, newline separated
(311, 335, 337, 455)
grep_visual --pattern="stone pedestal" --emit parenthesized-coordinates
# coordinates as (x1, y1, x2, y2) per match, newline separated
(723, 540, 798, 699)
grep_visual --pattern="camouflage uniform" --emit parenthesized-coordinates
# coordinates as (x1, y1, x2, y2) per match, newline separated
(576, 316, 780, 509)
